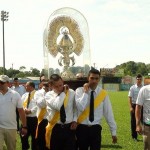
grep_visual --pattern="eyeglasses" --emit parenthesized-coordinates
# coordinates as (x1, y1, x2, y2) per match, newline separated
(0, 81, 5, 85)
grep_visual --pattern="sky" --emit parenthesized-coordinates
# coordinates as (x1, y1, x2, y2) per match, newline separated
(0, 0, 150, 71)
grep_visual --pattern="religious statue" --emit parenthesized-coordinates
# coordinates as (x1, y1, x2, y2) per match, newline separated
(44, 7, 91, 79)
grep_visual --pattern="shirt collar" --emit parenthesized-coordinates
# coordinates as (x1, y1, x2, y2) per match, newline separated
(135, 84, 142, 88)
(89, 86, 99, 94)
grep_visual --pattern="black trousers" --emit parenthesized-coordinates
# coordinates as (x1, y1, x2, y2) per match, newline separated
(36, 119, 49, 150)
(130, 104, 137, 139)
(21, 116, 38, 150)
(76, 124, 102, 150)
(50, 123, 76, 150)
(16, 108, 20, 131)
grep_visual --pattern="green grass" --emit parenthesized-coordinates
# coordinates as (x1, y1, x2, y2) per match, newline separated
(101, 91, 143, 150)
(4, 91, 143, 150)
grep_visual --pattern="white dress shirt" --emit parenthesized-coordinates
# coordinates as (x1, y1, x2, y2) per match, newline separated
(34, 88, 48, 119)
(45, 89, 77, 124)
(75, 86, 117, 136)
(21, 90, 37, 117)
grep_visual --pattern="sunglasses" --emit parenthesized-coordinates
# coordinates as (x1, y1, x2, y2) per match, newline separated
(0, 81, 5, 85)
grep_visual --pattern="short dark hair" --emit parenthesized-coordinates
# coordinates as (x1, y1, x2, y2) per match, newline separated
(14, 77, 18, 81)
(136, 74, 142, 79)
(27, 81, 35, 88)
(88, 69, 100, 77)
(49, 74, 62, 85)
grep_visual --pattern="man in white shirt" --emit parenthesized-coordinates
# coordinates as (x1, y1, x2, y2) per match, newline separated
(45, 74, 77, 150)
(0, 75, 27, 150)
(21, 81, 37, 150)
(75, 69, 117, 150)
(128, 74, 143, 141)
(34, 81, 50, 150)
(136, 84, 150, 150)
(11, 77, 26, 132)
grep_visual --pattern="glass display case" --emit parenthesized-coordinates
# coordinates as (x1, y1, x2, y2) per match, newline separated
(43, 7, 91, 81)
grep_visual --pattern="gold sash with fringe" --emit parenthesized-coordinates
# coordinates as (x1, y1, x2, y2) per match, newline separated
(45, 90, 69, 149)
(77, 89, 107, 123)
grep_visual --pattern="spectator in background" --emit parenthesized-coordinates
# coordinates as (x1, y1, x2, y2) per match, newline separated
(0, 75, 27, 150)
(11, 77, 26, 132)
(128, 74, 143, 141)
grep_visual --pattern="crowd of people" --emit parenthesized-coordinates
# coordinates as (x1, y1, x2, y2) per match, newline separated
(0, 69, 150, 150)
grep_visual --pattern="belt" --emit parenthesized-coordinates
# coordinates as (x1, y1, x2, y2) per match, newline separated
(55, 123, 71, 128)
(144, 123, 150, 127)
(79, 124, 100, 128)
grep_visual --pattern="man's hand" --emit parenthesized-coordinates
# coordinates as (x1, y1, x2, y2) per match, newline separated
(63, 84, 69, 93)
(130, 107, 134, 113)
(20, 128, 27, 137)
(24, 109, 31, 115)
(112, 136, 117, 144)
(70, 121, 78, 130)
(136, 124, 142, 135)
(83, 83, 89, 93)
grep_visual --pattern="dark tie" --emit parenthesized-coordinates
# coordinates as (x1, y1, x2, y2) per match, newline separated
(27, 93, 31, 108)
(60, 104, 66, 123)
(89, 91, 94, 122)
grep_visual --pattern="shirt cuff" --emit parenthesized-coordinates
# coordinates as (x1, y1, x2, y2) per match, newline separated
(111, 130, 117, 136)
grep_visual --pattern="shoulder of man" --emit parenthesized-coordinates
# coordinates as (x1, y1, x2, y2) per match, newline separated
(21, 92, 28, 98)
(75, 86, 84, 92)
(9, 88, 21, 98)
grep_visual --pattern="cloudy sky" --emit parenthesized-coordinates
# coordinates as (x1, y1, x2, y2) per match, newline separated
(0, 0, 150, 71)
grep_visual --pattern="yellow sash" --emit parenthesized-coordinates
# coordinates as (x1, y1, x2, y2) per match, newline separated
(45, 90, 69, 149)
(23, 90, 36, 108)
(35, 108, 47, 138)
(77, 89, 107, 124)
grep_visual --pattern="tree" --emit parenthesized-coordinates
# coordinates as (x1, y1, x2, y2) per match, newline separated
(0, 67, 3, 75)
(49, 68, 54, 76)
(84, 64, 90, 76)
(19, 66, 26, 72)
(115, 61, 148, 76)
(55, 68, 60, 75)
(31, 68, 40, 76)
(136, 63, 148, 75)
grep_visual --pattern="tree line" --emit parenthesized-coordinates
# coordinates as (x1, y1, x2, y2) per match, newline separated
(115, 61, 150, 77)
(0, 61, 149, 78)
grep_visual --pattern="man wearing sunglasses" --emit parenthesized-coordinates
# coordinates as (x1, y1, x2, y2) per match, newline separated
(0, 75, 27, 150)
(128, 74, 143, 141)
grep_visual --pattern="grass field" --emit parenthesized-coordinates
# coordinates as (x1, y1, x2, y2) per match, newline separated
(101, 91, 143, 150)
(4, 91, 143, 150)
